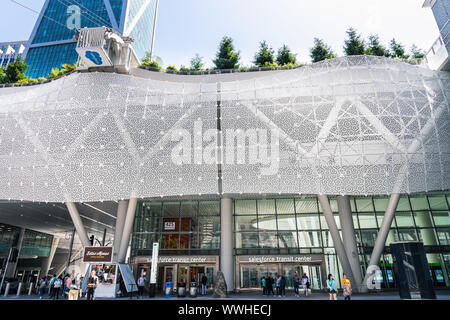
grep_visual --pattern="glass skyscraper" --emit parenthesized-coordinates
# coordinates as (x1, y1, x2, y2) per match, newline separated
(25, 0, 159, 79)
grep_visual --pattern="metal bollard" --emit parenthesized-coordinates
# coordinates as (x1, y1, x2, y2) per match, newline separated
(28, 282, 34, 295)
(4, 283, 10, 296)
(17, 282, 23, 296)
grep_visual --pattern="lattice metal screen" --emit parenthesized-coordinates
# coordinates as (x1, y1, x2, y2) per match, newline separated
(0, 56, 449, 202)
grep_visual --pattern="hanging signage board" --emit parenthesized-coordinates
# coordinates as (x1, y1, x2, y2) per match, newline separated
(83, 246, 113, 263)
(150, 242, 159, 284)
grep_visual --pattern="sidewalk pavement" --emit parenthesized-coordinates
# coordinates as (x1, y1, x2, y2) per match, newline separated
(1, 290, 450, 300)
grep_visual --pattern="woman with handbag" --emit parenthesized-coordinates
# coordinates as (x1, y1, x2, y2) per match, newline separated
(326, 274, 337, 300)
(341, 273, 352, 301)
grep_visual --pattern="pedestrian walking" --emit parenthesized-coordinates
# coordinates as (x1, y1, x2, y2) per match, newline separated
(280, 276, 286, 297)
(137, 274, 146, 298)
(38, 277, 46, 300)
(292, 272, 300, 297)
(48, 275, 56, 298)
(261, 277, 266, 295)
(63, 274, 71, 298)
(53, 276, 63, 300)
(201, 274, 208, 296)
(86, 270, 99, 300)
(68, 277, 79, 300)
(341, 274, 352, 301)
(327, 274, 337, 300)
(265, 275, 274, 296)
(301, 273, 309, 297)
(276, 275, 282, 297)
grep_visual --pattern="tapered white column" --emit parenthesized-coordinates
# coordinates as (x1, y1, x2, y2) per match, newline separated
(117, 198, 138, 263)
(361, 193, 400, 292)
(317, 195, 356, 287)
(113, 200, 128, 262)
(220, 197, 234, 292)
(40, 237, 60, 277)
(337, 195, 363, 292)
(5, 228, 25, 277)
(65, 202, 90, 247)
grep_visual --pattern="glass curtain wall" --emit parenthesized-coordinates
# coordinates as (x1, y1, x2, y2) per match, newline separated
(234, 192, 450, 288)
(131, 200, 220, 257)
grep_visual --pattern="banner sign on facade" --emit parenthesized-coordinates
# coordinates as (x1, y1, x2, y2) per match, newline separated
(83, 246, 113, 263)
(150, 242, 159, 284)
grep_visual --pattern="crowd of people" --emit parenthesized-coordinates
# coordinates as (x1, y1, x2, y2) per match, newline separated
(261, 272, 353, 300)
(36, 270, 99, 300)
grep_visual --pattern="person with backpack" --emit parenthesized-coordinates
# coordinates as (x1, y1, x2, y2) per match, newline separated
(327, 274, 338, 300)
(86, 270, 99, 300)
(201, 274, 208, 296)
(292, 272, 300, 297)
(48, 275, 56, 298)
(341, 273, 352, 300)
(53, 276, 63, 300)
(301, 273, 309, 297)
(137, 274, 146, 298)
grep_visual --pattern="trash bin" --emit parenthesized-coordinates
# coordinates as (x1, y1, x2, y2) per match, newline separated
(164, 282, 173, 298)
(177, 282, 186, 297)
(189, 282, 198, 297)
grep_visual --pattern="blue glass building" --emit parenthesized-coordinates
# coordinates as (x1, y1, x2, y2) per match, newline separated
(25, 0, 159, 79)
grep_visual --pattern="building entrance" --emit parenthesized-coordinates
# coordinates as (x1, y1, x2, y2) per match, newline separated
(235, 254, 326, 292)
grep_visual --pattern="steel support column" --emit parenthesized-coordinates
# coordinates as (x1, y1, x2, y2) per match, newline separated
(117, 197, 138, 263)
(40, 237, 60, 277)
(5, 227, 25, 278)
(361, 193, 400, 292)
(113, 200, 128, 263)
(317, 195, 356, 286)
(337, 195, 363, 292)
(220, 197, 234, 292)
(65, 202, 90, 247)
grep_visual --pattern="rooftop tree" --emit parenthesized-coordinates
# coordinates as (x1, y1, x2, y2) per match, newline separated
(276, 44, 297, 65)
(253, 40, 275, 67)
(410, 44, 425, 59)
(389, 38, 409, 59)
(310, 38, 336, 63)
(365, 35, 388, 57)
(213, 36, 240, 70)
(343, 28, 365, 56)
(5, 58, 28, 83)
(190, 53, 204, 71)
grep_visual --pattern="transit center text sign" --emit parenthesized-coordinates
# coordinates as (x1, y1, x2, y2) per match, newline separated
(83, 246, 113, 263)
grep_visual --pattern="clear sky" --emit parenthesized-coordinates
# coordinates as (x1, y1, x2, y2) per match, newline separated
(0, 0, 440, 68)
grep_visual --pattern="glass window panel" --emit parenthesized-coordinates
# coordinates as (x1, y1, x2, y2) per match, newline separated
(432, 211, 450, 227)
(235, 232, 259, 248)
(353, 215, 360, 229)
(199, 201, 220, 215)
(199, 232, 220, 249)
(298, 231, 322, 247)
(295, 198, 318, 213)
(163, 202, 180, 217)
(161, 233, 179, 249)
(358, 212, 377, 229)
(277, 232, 299, 248)
(276, 215, 297, 230)
(428, 195, 448, 210)
(259, 232, 278, 248)
(414, 211, 434, 228)
(350, 198, 356, 212)
(397, 196, 411, 211)
(296, 215, 321, 230)
(180, 201, 198, 217)
(373, 197, 389, 212)
(437, 229, 450, 245)
(257, 215, 277, 231)
(235, 200, 257, 215)
(398, 229, 418, 241)
(360, 229, 378, 247)
(322, 231, 334, 247)
(235, 215, 258, 231)
(386, 229, 399, 246)
(418, 228, 438, 245)
(276, 199, 295, 214)
(355, 198, 374, 212)
(409, 196, 430, 211)
(257, 199, 276, 215)
(198, 216, 220, 233)
(319, 215, 341, 229)
(395, 212, 415, 227)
